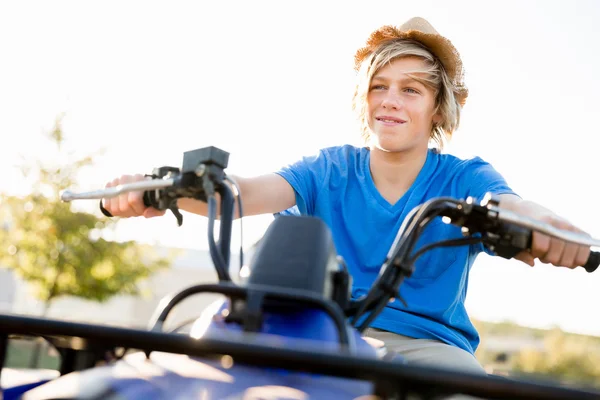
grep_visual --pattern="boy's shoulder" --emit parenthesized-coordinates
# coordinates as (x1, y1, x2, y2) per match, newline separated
(434, 149, 491, 170)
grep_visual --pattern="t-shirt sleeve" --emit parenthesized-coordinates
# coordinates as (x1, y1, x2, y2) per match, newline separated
(460, 157, 520, 202)
(273, 149, 330, 216)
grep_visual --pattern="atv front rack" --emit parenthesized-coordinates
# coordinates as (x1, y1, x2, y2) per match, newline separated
(0, 313, 598, 400)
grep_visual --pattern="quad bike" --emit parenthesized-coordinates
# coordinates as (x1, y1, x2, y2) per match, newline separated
(1, 146, 599, 399)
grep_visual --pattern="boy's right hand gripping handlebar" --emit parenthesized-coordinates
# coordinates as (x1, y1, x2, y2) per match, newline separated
(480, 194, 600, 273)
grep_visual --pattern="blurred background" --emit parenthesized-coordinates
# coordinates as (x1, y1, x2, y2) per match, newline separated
(1, 0, 599, 390)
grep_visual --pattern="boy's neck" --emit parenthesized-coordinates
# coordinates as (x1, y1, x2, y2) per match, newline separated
(369, 144, 429, 204)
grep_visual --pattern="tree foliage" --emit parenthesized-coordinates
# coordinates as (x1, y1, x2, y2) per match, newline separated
(0, 116, 171, 308)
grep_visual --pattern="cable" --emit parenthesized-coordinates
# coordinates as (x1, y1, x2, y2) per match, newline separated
(224, 175, 245, 276)
(355, 237, 484, 332)
(207, 194, 230, 281)
(351, 199, 461, 327)
(351, 210, 439, 324)
(406, 237, 483, 266)
(355, 275, 406, 333)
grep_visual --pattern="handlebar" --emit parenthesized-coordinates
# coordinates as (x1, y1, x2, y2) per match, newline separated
(62, 161, 600, 271)
(59, 146, 599, 335)
(60, 166, 600, 277)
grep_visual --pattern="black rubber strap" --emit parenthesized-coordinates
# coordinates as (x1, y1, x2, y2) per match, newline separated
(99, 200, 113, 217)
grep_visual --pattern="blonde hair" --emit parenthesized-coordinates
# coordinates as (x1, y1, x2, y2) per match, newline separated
(352, 39, 462, 150)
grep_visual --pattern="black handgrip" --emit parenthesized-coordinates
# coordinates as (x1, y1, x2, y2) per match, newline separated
(99, 192, 153, 217)
(142, 191, 152, 207)
(142, 189, 165, 210)
(143, 189, 183, 226)
(582, 251, 600, 273)
(98, 192, 160, 215)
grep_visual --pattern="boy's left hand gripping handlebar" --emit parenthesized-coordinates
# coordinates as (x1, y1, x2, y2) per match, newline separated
(98, 191, 154, 218)
(60, 179, 175, 217)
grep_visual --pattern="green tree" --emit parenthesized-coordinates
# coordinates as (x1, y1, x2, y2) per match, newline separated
(0, 116, 172, 365)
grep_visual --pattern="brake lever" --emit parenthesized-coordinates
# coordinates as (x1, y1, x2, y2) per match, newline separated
(170, 206, 183, 226)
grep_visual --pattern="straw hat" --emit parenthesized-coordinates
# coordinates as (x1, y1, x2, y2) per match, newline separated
(354, 17, 468, 106)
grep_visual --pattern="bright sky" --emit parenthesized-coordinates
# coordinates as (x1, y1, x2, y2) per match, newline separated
(1, 0, 600, 336)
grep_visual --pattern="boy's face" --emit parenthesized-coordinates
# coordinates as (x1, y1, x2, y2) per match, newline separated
(367, 56, 439, 154)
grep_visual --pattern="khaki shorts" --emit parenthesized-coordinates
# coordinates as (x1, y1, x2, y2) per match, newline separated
(363, 328, 487, 400)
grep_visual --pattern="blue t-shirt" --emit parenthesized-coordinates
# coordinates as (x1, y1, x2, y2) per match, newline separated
(275, 145, 518, 354)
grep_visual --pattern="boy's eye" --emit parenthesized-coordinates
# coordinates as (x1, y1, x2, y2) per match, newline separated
(370, 85, 387, 91)
(404, 88, 420, 94)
